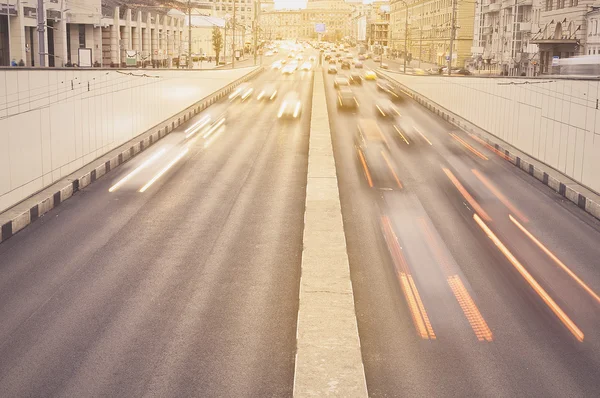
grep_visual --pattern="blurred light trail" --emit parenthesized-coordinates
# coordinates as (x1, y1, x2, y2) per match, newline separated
(108, 148, 167, 192)
(442, 168, 492, 221)
(414, 126, 433, 146)
(450, 133, 488, 160)
(357, 149, 373, 187)
(509, 214, 600, 305)
(382, 216, 436, 339)
(472, 169, 529, 223)
(203, 118, 226, 139)
(418, 218, 492, 341)
(381, 151, 403, 188)
(393, 125, 410, 145)
(474, 213, 584, 342)
(468, 133, 510, 161)
(448, 275, 494, 342)
(184, 115, 211, 138)
(139, 148, 189, 193)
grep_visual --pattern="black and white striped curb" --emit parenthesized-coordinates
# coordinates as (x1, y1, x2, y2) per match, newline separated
(376, 69, 600, 222)
(0, 67, 264, 244)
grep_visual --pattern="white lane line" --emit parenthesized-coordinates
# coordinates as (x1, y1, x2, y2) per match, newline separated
(108, 148, 167, 192)
(139, 148, 189, 193)
(293, 69, 368, 397)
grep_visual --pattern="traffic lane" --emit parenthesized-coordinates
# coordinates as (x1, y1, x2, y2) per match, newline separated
(0, 68, 275, 337)
(325, 71, 600, 396)
(324, 72, 516, 396)
(0, 73, 311, 396)
(383, 90, 600, 336)
(357, 72, 600, 341)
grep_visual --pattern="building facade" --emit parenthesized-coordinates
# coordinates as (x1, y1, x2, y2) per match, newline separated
(473, 0, 541, 76)
(0, 0, 185, 67)
(391, 0, 476, 67)
(530, 0, 590, 74)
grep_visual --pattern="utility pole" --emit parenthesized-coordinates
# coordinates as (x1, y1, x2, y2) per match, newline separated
(37, 0, 46, 66)
(419, 8, 422, 68)
(188, 0, 192, 68)
(253, 0, 261, 65)
(447, 0, 457, 76)
(232, 0, 236, 69)
(403, 2, 407, 74)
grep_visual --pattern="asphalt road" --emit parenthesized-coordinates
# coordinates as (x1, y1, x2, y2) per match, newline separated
(0, 55, 312, 397)
(323, 60, 600, 396)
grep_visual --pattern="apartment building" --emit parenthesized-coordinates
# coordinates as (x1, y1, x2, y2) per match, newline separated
(391, 0, 475, 67)
(0, 0, 185, 67)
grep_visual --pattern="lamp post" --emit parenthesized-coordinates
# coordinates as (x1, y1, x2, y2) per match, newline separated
(391, 0, 409, 73)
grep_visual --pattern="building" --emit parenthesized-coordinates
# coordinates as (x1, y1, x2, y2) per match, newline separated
(391, 0, 476, 67)
(261, 0, 353, 40)
(190, 0, 256, 23)
(0, 0, 185, 67)
(350, 2, 371, 43)
(530, 0, 590, 74)
(586, 5, 600, 56)
(370, 3, 390, 49)
(473, 0, 541, 76)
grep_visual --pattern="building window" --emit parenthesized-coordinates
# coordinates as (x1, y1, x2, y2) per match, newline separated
(79, 24, 86, 48)
(546, 0, 552, 11)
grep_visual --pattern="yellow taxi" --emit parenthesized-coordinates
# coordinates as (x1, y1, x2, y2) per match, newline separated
(364, 70, 377, 80)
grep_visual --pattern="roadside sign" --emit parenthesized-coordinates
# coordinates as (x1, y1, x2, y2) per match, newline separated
(552, 56, 559, 66)
(315, 23, 325, 33)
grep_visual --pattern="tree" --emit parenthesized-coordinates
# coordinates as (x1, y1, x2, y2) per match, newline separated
(212, 26, 223, 65)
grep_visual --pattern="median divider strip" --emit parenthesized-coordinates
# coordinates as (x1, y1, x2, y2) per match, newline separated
(293, 68, 368, 397)
(376, 69, 600, 222)
(0, 67, 264, 244)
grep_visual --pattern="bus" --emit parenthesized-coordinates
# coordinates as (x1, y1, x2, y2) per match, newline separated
(555, 55, 600, 76)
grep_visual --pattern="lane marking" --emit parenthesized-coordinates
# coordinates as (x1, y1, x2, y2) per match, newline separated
(108, 148, 167, 192)
(357, 149, 373, 187)
(414, 126, 433, 145)
(380, 150, 403, 188)
(139, 148, 189, 193)
(393, 125, 410, 145)
(474, 213, 584, 342)
(509, 214, 600, 305)
(472, 169, 529, 222)
(447, 275, 494, 342)
(442, 168, 492, 221)
(450, 133, 489, 160)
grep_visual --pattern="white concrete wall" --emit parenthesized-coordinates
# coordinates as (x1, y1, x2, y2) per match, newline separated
(0, 67, 253, 212)
(390, 74, 600, 194)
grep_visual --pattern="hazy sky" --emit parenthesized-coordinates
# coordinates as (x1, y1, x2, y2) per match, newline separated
(274, 0, 308, 9)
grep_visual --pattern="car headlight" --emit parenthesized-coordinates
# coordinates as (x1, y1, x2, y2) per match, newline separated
(293, 103, 301, 118)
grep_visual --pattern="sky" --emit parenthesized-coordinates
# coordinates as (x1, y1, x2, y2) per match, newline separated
(274, 0, 308, 9)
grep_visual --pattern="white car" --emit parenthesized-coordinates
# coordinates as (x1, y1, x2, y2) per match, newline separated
(229, 83, 253, 101)
(278, 92, 302, 119)
(300, 62, 312, 71)
(265, 51, 274, 57)
(282, 64, 297, 74)
(309, 56, 316, 62)
(256, 84, 278, 101)
(271, 61, 283, 70)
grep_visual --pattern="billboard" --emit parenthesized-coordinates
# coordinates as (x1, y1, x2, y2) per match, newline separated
(315, 23, 326, 33)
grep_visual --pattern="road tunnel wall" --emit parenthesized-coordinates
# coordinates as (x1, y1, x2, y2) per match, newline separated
(384, 73, 600, 195)
(0, 67, 253, 212)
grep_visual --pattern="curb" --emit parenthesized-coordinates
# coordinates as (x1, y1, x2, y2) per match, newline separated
(0, 67, 264, 244)
(376, 69, 600, 223)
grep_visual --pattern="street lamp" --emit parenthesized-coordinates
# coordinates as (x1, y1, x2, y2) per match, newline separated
(387, 0, 409, 73)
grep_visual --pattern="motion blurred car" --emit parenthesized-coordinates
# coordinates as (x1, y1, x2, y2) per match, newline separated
(271, 60, 283, 70)
(453, 68, 472, 76)
(345, 53, 353, 59)
(265, 51, 274, 57)
(300, 61, 312, 71)
(377, 80, 404, 101)
(358, 54, 366, 61)
(381, 63, 389, 69)
(374, 99, 400, 118)
(354, 118, 392, 188)
(349, 72, 363, 85)
(256, 84, 278, 101)
(282, 64, 297, 74)
(335, 53, 342, 58)
(229, 82, 253, 101)
(277, 92, 302, 119)
(288, 53, 295, 58)
(309, 55, 316, 62)
(328, 65, 338, 74)
(413, 68, 427, 75)
(333, 76, 350, 89)
(364, 70, 377, 80)
(341, 60, 351, 70)
(354, 61, 364, 69)
(296, 55, 304, 61)
(374, 55, 381, 62)
(337, 88, 359, 110)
